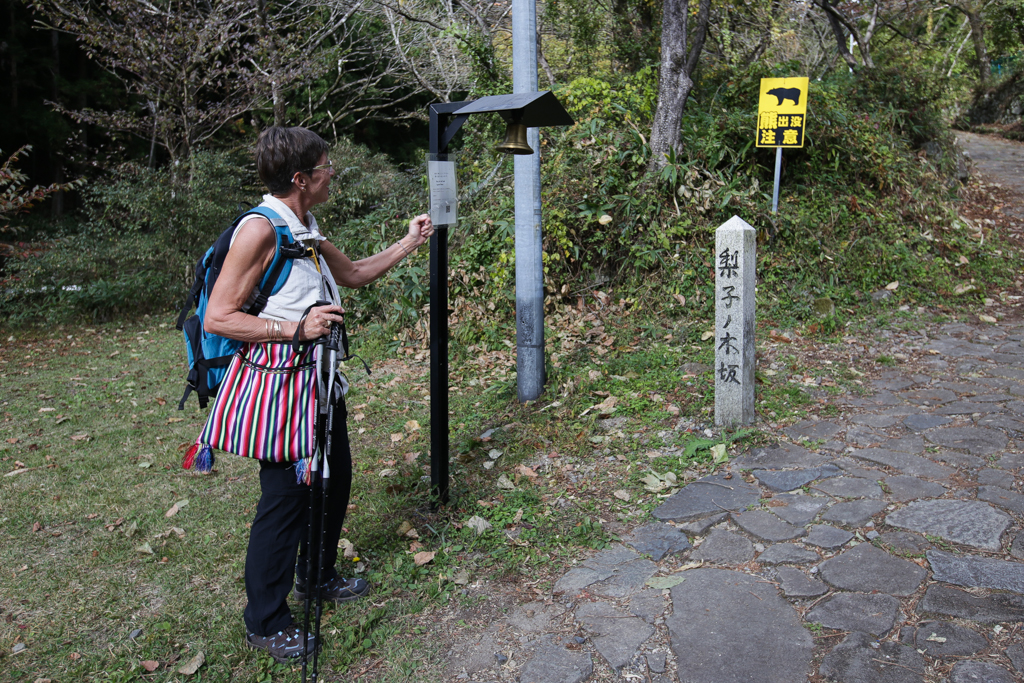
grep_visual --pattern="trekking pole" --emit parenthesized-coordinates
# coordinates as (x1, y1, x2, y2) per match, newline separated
(309, 320, 342, 682)
(300, 309, 334, 683)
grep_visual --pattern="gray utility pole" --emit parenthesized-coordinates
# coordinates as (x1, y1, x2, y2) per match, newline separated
(512, 0, 545, 402)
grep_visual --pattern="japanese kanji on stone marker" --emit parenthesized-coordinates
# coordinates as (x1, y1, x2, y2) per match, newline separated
(715, 216, 756, 427)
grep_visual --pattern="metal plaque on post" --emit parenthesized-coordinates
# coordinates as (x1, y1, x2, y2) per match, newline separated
(427, 153, 457, 226)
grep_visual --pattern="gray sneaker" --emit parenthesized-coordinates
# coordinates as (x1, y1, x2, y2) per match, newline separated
(294, 576, 370, 603)
(245, 623, 316, 663)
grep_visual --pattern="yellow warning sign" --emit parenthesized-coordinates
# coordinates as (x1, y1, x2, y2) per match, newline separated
(756, 77, 809, 148)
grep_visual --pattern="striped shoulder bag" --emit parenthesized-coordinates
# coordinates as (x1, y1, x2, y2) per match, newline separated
(182, 341, 317, 479)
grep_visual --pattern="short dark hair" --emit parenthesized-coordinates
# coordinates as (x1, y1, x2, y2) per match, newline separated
(255, 126, 329, 194)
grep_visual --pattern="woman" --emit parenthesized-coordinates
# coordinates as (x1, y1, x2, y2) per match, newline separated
(204, 126, 433, 662)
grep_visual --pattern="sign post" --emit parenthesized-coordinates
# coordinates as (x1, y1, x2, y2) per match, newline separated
(756, 77, 809, 214)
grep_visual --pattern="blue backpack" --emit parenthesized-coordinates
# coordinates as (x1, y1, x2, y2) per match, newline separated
(175, 207, 308, 409)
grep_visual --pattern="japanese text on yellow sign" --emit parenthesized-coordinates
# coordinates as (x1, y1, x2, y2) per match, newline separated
(756, 77, 808, 148)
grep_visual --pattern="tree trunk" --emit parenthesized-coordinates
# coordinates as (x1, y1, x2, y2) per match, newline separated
(647, 0, 711, 172)
(964, 6, 990, 84)
(8, 2, 17, 110)
(815, 0, 860, 72)
(50, 29, 63, 218)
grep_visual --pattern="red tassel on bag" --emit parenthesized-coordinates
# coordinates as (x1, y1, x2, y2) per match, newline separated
(182, 442, 200, 470)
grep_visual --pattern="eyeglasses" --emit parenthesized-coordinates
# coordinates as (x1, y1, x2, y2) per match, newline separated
(304, 160, 333, 174)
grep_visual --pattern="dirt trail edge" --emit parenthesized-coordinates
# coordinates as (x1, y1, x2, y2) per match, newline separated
(429, 135, 1024, 683)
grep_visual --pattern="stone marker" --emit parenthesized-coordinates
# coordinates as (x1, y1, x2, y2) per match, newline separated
(885, 499, 1012, 551)
(818, 543, 927, 596)
(667, 568, 812, 683)
(927, 549, 1024, 594)
(714, 216, 756, 427)
(805, 592, 900, 635)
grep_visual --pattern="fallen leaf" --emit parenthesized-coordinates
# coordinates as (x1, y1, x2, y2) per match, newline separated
(958, 255, 969, 265)
(141, 661, 159, 672)
(136, 542, 154, 555)
(711, 443, 728, 464)
(5, 468, 31, 477)
(70, 433, 89, 441)
(340, 538, 357, 559)
(466, 515, 492, 535)
(413, 550, 435, 566)
(673, 293, 686, 306)
(55, 416, 70, 425)
(598, 214, 613, 225)
(515, 464, 537, 479)
(700, 330, 714, 341)
(594, 395, 618, 416)
(925, 634, 946, 643)
(86, 513, 99, 520)
(32, 522, 43, 532)
(646, 576, 686, 589)
(166, 418, 183, 424)
(154, 397, 167, 406)
(404, 420, 421, 433)
(379, 468, 398, 478)
(452, 569, 471, 585)
(674, 561, 704, 572)
(408, 541, 424, 552)
(979, 314, 997, 324)
(138, 462, 152, 468)
(613, 490, 630, 501)
(390, 433, 403, 443)
(885, 281, 899, 291)
(177, 651, 205, 675)
(402, 452, 419, 463)
(588, 370, 601, 381)
(512, 508, 523, 524)
(5, 437, 18, 444)
(353, 412, 365, 422)
(954, 283, 976, 295)
(38, 407, 55, 413)
(496, 474, 515, 490)
(396, 521, 415, 537)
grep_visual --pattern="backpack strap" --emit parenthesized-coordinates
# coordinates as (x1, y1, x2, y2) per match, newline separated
(242, 207, 305, 317)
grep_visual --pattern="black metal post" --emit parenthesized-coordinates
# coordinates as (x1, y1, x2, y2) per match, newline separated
(428, 103, 463, 506)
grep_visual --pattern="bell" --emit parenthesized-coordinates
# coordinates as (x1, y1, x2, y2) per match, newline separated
(496, 122, 533, 155)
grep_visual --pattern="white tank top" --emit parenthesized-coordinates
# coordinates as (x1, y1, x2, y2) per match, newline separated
(230, 194, 341, 323)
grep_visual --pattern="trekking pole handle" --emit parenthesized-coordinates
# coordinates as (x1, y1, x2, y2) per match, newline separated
(327, 320, 344, 352)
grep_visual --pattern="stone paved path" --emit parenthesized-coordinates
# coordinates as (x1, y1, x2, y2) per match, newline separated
(441, 140, 1024, 682)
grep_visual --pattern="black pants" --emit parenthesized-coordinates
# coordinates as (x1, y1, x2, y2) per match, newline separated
(243, 405, 352, 636)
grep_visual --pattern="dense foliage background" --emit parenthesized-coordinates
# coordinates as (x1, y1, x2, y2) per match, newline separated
(3, 0, 1024, 334)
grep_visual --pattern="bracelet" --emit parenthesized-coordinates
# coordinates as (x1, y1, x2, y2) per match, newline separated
(265, 319, 282, 342)
(397, 239, 412, 258)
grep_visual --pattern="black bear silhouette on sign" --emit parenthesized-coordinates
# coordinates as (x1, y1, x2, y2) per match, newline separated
(766, 87, 801, 107)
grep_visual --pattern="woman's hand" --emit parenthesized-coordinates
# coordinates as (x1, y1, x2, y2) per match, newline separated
(299, 304, 345, 341)
(406, 214, 434, 248)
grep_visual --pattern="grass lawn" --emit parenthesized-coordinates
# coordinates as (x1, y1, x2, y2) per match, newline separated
(1, 295, 793, 682)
